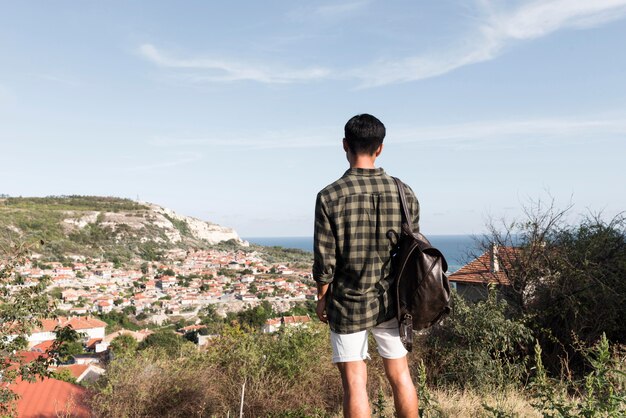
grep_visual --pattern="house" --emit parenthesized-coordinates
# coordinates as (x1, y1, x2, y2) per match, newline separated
(97, 328, 153, 352)
(96, 300, 113, 314)
(448, 245, 516, 302)
(27, 316, 107, 348)
(262, 315, 311, 333)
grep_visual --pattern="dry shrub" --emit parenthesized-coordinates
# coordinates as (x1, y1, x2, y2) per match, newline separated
(90, 323, 347, 417)
(90, 323, 403, 417)
(432, 388, 541, 418)
(90, 345, 227, 417)
(206, 323, 345, 416)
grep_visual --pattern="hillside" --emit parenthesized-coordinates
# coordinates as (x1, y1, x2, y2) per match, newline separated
(0, 195, 245, 262)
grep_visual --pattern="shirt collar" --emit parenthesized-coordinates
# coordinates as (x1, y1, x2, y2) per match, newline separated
(344, 167, 385, 177)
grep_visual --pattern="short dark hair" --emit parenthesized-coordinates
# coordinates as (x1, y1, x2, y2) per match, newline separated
(344, 114, 386, 155)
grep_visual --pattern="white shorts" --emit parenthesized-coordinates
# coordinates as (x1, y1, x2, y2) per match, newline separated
(330, 318, 407, 363)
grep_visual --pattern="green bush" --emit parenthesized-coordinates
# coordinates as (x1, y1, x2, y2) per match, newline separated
(91, 323, 345, 417)
(530, 334, 626, 417)
(418, 289, 533, 391)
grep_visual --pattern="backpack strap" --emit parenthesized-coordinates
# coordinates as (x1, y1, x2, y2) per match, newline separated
(392, 177, 413, 232)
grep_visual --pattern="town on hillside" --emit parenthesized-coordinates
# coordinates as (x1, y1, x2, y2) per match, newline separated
(10, 246, 316, 349)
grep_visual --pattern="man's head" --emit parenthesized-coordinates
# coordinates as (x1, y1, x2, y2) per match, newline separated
(344, 114, 386, 156)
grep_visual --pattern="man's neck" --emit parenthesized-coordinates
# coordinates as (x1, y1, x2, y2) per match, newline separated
(349, 155, 377, 169)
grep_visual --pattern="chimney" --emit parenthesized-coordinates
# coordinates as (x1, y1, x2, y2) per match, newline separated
(490, 243, 499, 273)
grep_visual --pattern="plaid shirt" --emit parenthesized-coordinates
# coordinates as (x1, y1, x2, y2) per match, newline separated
(313, 167, 420, 334)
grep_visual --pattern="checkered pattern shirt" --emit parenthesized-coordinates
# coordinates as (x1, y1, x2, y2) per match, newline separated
(313, 167, 420, 334)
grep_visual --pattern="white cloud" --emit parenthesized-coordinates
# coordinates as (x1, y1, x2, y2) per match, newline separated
(148, 115, 626, 151)
(286, 0, 370, 22)
(149, 130, 338, 150)
(313, 0, 371, 18)
(393, 117, 626, 144)
(138, 43, 330, 84)
(126, 151, 203, 171)
(138, 1, 626, 87)
(353, 0, 626, 87)
(30, 73, 82, 87)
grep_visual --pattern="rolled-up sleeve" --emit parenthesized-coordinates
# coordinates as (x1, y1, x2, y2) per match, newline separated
(313, 193, 335, 284)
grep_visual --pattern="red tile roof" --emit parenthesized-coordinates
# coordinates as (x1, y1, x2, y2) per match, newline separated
(178, 325, 207, 332)
(10, 377, 91, 418)
(57, 364, 90, 380)
(31, 340, 55, 353)
(32, 316, 107, 333)
(448, 246, 518, 285)
(86, 338, 102, 349)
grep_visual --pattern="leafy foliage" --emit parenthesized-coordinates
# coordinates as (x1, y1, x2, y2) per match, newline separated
(138, 329, 190, 357)
(530, 334, 625, 417)
(109, 334, 139, 358)
(49, 325, 85, 363)
(485, 200, 626, 375)
(0, 240, 55, 415)
(420, 289, 533, 390)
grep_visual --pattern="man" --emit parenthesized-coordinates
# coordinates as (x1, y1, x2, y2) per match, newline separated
(313, 114, 420, 417)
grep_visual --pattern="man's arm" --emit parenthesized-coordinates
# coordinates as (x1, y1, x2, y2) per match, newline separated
(316, 282, 330, 323)
(312, 192, 335, 323)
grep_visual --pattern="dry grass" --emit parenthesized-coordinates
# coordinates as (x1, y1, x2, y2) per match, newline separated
(431, 388, 541, 418)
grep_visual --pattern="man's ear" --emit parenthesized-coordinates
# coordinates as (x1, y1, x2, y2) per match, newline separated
(342, 138, 349, 152)
(374, 143, 384, 157)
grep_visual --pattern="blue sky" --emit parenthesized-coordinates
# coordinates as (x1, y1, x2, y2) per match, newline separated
(1, 1, 625, 237)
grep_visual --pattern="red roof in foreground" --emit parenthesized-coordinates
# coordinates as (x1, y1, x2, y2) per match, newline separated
(11, 377, 91, 418)
(448, 247, 518, 285)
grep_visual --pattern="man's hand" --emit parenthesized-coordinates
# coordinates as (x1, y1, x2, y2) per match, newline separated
(316, 295, 328, 323)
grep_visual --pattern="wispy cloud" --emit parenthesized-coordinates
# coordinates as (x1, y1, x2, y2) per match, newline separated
(148, 115, 626, 151)
(394, 117, 626, 145)
(30, 73, 82, 87)
(354, 0, 626, 87)
(286, 0, 370, 22)
(138, 43, 330, 84)
(149, 130, 338, 150)
(312, 0, 371, 19)
(138, 1, 626, 87)
(126, 151, 203, 171)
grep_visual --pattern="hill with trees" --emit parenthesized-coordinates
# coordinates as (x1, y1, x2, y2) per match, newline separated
(0, 195, 245, 264)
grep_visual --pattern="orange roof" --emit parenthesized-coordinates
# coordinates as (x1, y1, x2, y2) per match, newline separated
(32, 316, 107, 333)
(178, 325, 207, 332)
(86, 338, 102, 349)
(14, 351, 49, 364)
(10, 377, 91, 418)
(57, 364, 90, 379)
(31, 340, 55, 353)
(448, 247, 517, 285)
(282, 315, 311, 324)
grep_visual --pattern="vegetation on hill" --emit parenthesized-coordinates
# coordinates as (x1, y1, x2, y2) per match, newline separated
(0, 195, 314, 267)
(91, 201, 625, 416)
(0, 195, 240, 264)
(2, 198, 623, 416)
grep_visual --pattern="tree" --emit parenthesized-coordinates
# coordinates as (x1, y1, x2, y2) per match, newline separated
(484, 198, 626, 374)
(109, 334, 138, 357)
(0, 239, 56, 414)
(50, 325, 85, 364)
(236, 301, 275, 329)
(138, 330, 187, 357)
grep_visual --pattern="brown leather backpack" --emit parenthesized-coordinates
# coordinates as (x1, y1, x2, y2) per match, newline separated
(388, 177, 451, 352)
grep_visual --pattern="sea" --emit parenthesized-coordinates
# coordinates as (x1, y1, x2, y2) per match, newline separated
(245, 234, 481, 273)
